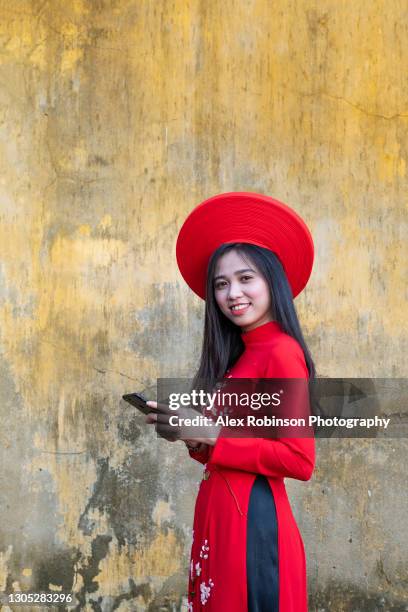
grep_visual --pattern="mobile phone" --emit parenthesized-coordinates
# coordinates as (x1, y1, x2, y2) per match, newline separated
(122, 392, 155, 415)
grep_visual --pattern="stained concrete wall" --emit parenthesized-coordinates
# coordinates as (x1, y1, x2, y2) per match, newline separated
(0, 1, 407, 610)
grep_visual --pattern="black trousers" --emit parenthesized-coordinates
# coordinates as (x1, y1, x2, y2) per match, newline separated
(247, 474, 279, 612)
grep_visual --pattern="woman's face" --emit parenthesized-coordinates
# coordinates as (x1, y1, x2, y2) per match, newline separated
(213, 249, 274, 332)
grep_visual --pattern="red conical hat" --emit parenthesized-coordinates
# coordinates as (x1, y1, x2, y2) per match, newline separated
(176, 192, 314, 300)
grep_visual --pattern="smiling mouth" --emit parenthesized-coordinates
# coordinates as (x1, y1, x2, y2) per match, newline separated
(230, 303, 251, 312)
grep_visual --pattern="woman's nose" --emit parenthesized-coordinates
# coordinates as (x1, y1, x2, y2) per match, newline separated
(227, 282, 244, 300)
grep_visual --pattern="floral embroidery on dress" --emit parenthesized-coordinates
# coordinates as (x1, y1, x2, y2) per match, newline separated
(189, 538, 212, 608)
(200, 578, 214, 605)
(200, 539, 209, 559)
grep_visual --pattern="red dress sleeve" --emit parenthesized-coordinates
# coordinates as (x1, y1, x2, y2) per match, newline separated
(209, 336, 315, 481)
(187, 444, 211, 465)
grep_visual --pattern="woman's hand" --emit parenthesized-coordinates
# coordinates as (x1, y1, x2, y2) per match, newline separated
(145, 400, 221, 446)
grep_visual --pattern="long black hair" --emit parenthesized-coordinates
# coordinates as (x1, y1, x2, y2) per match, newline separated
(192, 243, 315, 393)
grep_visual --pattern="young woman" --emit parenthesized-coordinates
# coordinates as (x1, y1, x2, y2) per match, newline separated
(146, 192, 316, 612)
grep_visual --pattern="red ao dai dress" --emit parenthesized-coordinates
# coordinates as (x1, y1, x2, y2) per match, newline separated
(186, 320, 315, 611)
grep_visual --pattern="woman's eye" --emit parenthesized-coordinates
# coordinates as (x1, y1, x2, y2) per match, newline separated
(241, 276, 252, 281)
(215, 281, 227, 289)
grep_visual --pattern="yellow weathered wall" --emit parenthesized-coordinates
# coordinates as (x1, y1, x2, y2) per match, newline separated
(0, 1, 407, 610)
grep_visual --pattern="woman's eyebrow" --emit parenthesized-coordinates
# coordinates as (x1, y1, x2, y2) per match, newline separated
(214, 268, 255, 281)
